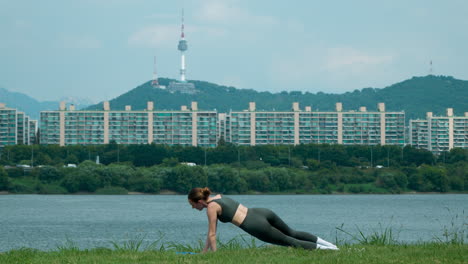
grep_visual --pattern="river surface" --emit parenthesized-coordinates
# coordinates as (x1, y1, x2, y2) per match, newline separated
(0, 194, 466, 251)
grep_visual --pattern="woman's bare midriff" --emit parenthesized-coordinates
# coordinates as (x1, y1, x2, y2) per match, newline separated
(232, 204, 248, 226)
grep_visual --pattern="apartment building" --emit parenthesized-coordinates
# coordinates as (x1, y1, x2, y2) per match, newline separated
(29, 120, 38, 144)
(409, 109, 468, 154)
(228, 102, 405, 146)
(40, 101, 218, 147)
(0, 103, 36, 147)
(32, 101, 468, 153)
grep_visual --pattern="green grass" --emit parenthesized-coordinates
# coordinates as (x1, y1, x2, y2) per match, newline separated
(0, 244, 467, 264)
(335, 220, 401, 246)
(1, 217, 466, 264)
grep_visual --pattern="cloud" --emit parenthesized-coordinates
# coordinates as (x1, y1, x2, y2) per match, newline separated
(143, 13, 176, 20)
(59, 35, 102, 49)
(128, 24, 226, 47)
(324, 47, 394, 73)
(218, 75, 246, 89)
(266, 46, 396, 93)
(129, 1, 278, 48)
(195, 0, 277, 26)
(267, 47, 324, 88)
(128, 24, 179, 47)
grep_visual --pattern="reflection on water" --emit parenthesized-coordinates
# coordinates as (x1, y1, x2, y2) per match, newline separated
(0, 194, 466, 251)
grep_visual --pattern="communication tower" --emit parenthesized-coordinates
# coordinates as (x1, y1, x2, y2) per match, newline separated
(178, 9, 188, 82)
(429, 60, 434, 75)
(151, 56, 160, 87)
(167, 8, 196, 94)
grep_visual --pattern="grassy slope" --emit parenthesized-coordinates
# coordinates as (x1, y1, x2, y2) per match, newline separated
(1, 244, 467, 264)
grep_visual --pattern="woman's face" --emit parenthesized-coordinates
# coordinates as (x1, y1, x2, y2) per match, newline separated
(189, 199, 204, 211)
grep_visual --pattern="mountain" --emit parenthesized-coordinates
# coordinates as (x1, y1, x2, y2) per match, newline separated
(58, 96, 95, 108)
(0, 88, 92, 120)
(86, 75, 468, 121)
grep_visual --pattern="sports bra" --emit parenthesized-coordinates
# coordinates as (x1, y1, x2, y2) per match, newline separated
(208, 196, 240, 223)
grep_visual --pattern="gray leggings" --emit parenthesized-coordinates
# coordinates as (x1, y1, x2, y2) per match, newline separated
(239, 208, 318, 249)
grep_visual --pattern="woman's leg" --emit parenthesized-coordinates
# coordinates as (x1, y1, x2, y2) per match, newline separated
(240, 208, 318, 250)
(263, 209, 318, 243)
(263, 208, 338, 249)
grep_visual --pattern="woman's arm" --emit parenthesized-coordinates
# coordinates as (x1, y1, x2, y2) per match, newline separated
(203, 204, 218, 252)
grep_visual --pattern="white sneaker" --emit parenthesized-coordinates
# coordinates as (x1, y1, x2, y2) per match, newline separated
(316, 244, 339, 250)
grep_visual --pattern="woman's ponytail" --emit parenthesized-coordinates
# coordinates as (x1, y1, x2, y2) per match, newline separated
(201, 187, 212, 200)
(188, 187, 212, 202)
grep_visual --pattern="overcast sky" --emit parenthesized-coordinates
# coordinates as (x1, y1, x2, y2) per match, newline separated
(1, 0, 467, 102)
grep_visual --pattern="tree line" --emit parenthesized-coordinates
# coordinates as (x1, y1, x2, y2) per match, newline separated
(1, 141, 462, 168)
(0, 143, 466, 194)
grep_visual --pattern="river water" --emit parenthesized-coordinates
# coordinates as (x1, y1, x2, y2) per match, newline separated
(0, 194, 466, 251)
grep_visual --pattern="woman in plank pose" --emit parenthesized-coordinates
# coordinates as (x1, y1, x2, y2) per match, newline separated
(188, 187, 339, 252)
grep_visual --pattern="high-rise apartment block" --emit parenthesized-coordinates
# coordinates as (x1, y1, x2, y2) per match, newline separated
(227, 102, 405, 146)
(37, 101, 468, 154)
(29, 120, 38, 144)
(0, 103, 37, 147)
(409, 109, 468, 154)
(40, 101, 405, 147)
(40, 101, 217, 147)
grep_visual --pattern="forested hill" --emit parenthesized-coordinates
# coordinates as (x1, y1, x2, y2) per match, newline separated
(86, 75, 468, 121)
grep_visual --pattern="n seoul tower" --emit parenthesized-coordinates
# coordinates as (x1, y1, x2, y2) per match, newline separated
(167, 9, 196, 94)
(178, 9, 188, 82)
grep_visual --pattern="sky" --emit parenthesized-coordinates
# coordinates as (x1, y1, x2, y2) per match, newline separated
(1, 0, 468, 103)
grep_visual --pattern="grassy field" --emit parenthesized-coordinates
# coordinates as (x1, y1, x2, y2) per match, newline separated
(1, 243, 467, 264)
(2, 217, 466, 264)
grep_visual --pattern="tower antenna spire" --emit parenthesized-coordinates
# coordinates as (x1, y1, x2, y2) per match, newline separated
(177, 8, 188, 82)
(429, 60, 433, 75)
(181, 8, 185, 39)
(151, 56, 159, 87)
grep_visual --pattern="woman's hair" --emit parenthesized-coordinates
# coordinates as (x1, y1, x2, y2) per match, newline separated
(188, 187, 211, 202)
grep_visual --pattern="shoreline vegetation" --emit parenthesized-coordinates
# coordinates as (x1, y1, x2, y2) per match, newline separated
(0, 144, 466, 195)
(1, 226, 467, 264)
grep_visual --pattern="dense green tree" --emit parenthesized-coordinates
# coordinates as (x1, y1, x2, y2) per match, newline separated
(98, 165, 129, 187)
(127, 144, 167, 167)
(61, 169, 101, 193)
(446, 162, 467, 191)
(209, 144, 237, 164)
(264, 168, 292, 192)
(305, 159, 320, 170)
(38, 166, 63, 183)
(403, 146, 434, 166)
(207, 166, 246, 194)
(375, 170, 407, 192)
(445, 148, 468, 164)
(418, 165, 449, 192)
(243, 170, 270, 192)
(6, 168, 25, 178)
(35, 153, 53, 165)
(163, 165, 207, 193)
(0, 166, 10, 190)
(161, 157, 179, 167)
(408, 173, 423, 191)
(61, 173, 79, 193)
(64, 154, 79, 165)
(127, 169, 160, 193)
